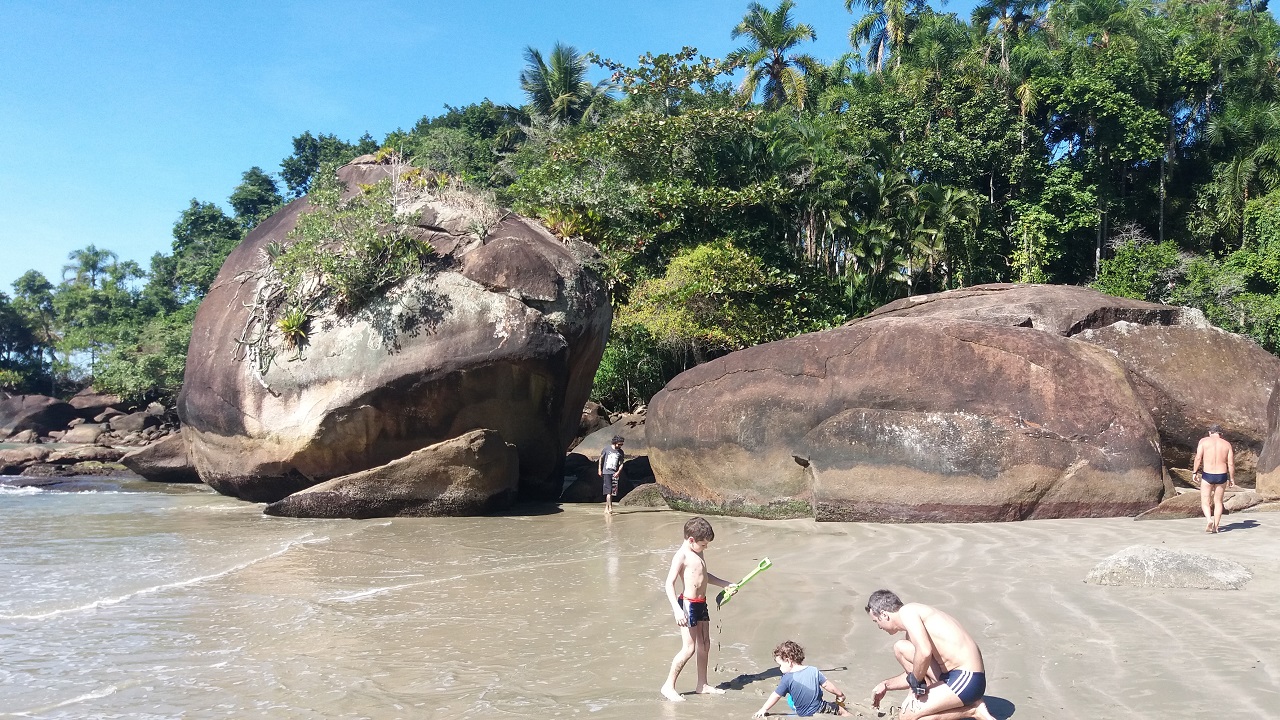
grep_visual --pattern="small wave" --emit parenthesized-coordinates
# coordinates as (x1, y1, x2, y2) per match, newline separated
(325, 582, 422, 603)
(0, 535, 326, 621)
(7, 683, 123, 716)
(0, 485, 44, 495)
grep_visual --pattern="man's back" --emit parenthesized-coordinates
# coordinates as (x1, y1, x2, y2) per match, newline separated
(1199, 435, 1232, 474)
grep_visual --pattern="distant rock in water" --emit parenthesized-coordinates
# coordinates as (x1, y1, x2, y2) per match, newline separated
(1086, 545, 1252, 590)
(646, 284, 1276, 522)
(178, 157, 610, 507)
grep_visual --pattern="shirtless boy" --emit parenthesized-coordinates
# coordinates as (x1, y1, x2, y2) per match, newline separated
(1193, 424, 1236, 533)
(660, 516, 736, 701)
(866, 590, 995, 720)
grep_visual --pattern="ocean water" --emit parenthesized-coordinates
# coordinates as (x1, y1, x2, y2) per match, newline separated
(0, 477, 765, 720)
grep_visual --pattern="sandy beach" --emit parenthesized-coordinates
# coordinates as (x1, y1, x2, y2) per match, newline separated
(3, 485, 1277, 719)
(607, 505, 1280, 720)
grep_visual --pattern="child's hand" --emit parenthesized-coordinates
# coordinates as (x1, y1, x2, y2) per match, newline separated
(674, 608, 688, 627)
(725, 583, 739, 596)
(752, 710, 766, 718)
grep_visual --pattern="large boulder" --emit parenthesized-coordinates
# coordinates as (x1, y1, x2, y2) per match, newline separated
(263, 428, 518, 518)
(647, 317, 1165, 522)
(1, 395, 77, 438)
(67, 388, 126, 419)
(866, 284, 1277, 485)
(60, 423, 106, 445)
(120, 433, 201, 483)
(46, 446, 126, 464)
(1077, 322, 1280, 478)
(178, 157, 610, 503)
(0, 446, 51, 475)
(109, 411, 159, 434)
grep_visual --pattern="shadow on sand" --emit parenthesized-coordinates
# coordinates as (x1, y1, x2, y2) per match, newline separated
(985, 695, 1016, 718)
(721, 666, 849, 692)
(1217, 518, 1260, 533)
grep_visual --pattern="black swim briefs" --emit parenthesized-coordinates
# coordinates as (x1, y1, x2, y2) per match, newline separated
(942, 669, 986, 706)
(1202, 471, 1229, 485)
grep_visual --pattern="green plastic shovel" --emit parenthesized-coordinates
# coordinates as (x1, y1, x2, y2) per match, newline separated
(716, 557, 772, 608)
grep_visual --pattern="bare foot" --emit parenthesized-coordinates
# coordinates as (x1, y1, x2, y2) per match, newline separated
(973, 700, 997, 720)
(660, 686, 684, 702)
(694, 684, 726, 694)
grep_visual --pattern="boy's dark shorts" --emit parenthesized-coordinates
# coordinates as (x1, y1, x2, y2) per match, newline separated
(680, 596, 710, 626)
(602, 472, 617, 496)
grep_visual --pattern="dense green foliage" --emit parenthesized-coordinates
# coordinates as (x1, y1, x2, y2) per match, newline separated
(3, 0, 1279, 412)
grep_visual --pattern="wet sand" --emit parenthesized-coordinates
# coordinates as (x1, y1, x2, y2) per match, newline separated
(601, 506, 1280, 719)
(3, 485, 1278, 718)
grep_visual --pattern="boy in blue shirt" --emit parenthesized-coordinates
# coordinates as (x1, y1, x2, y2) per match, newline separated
(753, 641, 850, 717)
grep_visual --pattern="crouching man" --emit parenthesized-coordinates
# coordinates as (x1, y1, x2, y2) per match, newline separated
(866, 589, 996, 720)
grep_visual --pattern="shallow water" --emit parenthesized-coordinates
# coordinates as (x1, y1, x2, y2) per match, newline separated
(2, 477, 1278, 719)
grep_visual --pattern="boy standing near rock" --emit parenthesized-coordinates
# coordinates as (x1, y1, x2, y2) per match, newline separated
(598, 435, 625, 515)
(660, 516, 737, 701)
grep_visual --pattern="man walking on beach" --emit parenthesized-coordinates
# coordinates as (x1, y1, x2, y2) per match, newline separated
(867, 590, 995, 720)
(1193, 424, 1235, 533)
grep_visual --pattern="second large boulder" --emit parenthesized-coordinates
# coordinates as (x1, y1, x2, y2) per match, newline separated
(647, 317, 1165, 522)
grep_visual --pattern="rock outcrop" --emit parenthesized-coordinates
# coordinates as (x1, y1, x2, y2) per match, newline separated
(1085, 545, 1252, 590)
(120, 433, 201, 483)
(67, 388, 125, 419)
(1, 395, 78, 438)
(863, 283, 1200, 334)
(263, 429, 518, 518)
(1077, 322, 1280, 476)
(865, 284, 1277, 484)
(178, 157, 610, 504)
(1255, 379, 1280, 498)
(646, 284, 1276, 521)
(647, 317, 1165, 521)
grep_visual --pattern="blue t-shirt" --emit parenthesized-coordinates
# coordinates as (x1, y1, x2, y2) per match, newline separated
(775, 665, 827, 716)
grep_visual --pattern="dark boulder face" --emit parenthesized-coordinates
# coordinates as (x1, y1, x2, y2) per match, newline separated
(646, 318, 1165, 522)
(178, 158, 610, 504)
(0, 395, 78, 438)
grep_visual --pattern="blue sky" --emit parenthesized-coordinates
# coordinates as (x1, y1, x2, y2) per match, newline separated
(0, 0, 979, 293)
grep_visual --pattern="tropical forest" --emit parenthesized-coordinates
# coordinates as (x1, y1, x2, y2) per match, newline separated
(2, 0, 1279, 414)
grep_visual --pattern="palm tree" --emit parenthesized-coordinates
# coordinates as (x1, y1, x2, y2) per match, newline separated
(972, 0, 1045, 72)
(1206, 100, 1280, 245)
(518, 43, 612, 124)
(846, 0, 927, 72)
(61, 245, 117, 290)
(727, 0, 821, 110)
